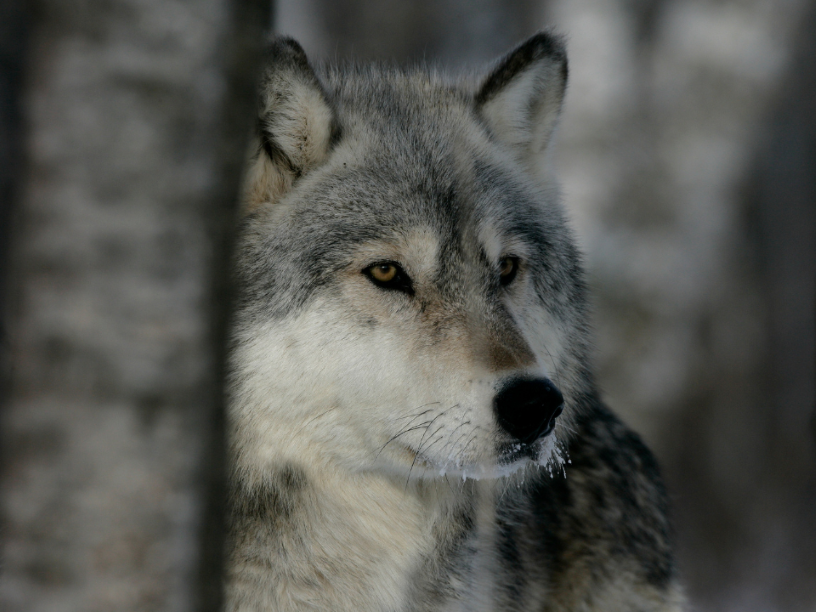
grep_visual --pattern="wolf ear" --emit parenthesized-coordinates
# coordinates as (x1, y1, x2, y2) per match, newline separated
(476, 32, 568, 165)
(243, 37, 338, 212)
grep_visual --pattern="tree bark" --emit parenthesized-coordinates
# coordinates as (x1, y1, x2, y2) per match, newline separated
(0, 1, 270, 610)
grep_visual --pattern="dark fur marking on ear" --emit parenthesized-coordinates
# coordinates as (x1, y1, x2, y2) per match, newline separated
(475, 31, 568, 106)
(258, 116, 300, 177)
(263, 36, 313, 75)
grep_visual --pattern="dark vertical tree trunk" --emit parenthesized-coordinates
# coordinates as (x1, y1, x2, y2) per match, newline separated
(0, 0, 29, 404)
(0, 1, 271, 610)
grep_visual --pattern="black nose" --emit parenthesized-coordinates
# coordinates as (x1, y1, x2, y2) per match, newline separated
(493, 378, 564, 444)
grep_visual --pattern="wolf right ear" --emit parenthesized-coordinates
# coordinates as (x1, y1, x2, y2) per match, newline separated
(242, 37, 338, 212)
(476, 32, 568, 167)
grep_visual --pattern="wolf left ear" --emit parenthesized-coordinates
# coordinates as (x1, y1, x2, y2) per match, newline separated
(476, 32, 568, 164)
(242, 37, 338, 212)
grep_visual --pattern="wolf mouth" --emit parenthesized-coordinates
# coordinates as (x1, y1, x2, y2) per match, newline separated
(405, 431, 563, 481)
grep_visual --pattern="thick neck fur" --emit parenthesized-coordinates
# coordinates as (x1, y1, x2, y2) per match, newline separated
(226, 461, 485, 612)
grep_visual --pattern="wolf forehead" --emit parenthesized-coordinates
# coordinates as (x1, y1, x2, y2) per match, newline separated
(269, 155, 565, 263)
(265, 68, 560, 225)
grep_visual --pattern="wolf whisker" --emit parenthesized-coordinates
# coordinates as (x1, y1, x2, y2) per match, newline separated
(374, 421, 433, 462)
(413, 405, 455, 460)
(406, 420, 450, 487)
(458, 427, 482, 465)
(420, 422, 458, 459)
(393, 403, 441, 422)
(442, 420, 474, 465)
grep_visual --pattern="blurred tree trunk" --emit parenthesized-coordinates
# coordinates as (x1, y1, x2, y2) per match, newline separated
(0, 1, 270, 610)
(0, 0, 28, 394)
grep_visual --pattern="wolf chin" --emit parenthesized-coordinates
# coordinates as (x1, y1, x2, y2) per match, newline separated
(225, 32, 684, 612)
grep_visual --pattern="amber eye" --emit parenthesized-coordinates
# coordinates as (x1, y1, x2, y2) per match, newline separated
(499, 256, 519, 286)
(370, 263, 397, 283)
(364, 262, 413, 294)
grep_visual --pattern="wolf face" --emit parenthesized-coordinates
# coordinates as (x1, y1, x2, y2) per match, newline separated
(230, 33, 594, 486)
(227, 34, 684, 612)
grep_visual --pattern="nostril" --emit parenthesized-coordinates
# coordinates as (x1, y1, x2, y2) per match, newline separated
(493, 378, 564, 444)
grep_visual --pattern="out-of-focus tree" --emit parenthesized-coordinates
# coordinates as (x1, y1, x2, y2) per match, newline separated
(0, 1, 269, 610)
(0, 0, 28, 393)
(277, 1, 816, 610)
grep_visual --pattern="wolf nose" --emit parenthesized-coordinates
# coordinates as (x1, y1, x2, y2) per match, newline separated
(494, 378, 564, 444)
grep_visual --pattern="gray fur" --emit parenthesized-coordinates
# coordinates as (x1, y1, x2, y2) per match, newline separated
(226, 32, 684, 612)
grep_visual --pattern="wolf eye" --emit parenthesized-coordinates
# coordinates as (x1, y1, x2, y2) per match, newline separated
(499, 256, 519, 286)
(364, 262, 414, 295)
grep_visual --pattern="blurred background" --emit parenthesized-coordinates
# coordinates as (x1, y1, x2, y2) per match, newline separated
(276, 0, 816, 610)
(1, 0, 813, 611)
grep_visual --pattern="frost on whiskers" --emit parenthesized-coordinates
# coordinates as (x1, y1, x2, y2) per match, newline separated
(432, 434, 569, 482)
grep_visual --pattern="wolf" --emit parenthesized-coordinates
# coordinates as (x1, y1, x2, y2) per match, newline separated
(225, 32, 684, 612)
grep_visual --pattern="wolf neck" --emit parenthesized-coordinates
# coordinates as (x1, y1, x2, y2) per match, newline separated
(227, 461, 492, 612)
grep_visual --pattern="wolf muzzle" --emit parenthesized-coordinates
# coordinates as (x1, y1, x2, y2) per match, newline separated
(494, 378, 564, 444)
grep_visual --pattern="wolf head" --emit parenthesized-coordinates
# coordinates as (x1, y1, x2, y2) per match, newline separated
(230, 33, 594, 485)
